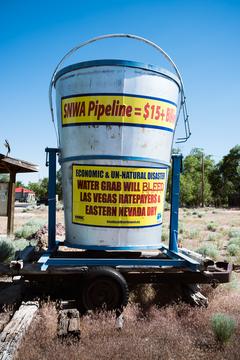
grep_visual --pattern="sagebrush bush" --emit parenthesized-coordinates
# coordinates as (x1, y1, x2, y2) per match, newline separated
(164, 201, 170, 211)
(228, 230, 240, 239)
(15, 219, 46, 239)
(227, 243, 240, 256)
(211, 313, 236, 344)
(207, 223, 217, 232)
(179, 224, 184, 234)
(228, 237, 240, 247)
(0, 238, 15, 263)
(197, 244, 219, 259)
(189, 229, 199, 239)
(207, 234, 217, 242)
(161, 231, 168, 242)
(14, 239, 36, 251)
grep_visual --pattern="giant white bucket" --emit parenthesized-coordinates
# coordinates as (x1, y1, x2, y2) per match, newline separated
(51, 35, 187, 250)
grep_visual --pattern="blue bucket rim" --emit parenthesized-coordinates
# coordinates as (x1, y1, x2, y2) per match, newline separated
(53, 59, 181, 89)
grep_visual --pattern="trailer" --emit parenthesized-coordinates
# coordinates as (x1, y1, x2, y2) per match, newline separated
(1, 148, 231, 312)
(0, 35, 232, 312)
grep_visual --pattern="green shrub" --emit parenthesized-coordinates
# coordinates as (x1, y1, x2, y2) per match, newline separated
(26, 219, 46, 227)
(207, 234, 217, 242)
(179, 224, 184, 234)
(211, 313, 236, 344)
(0, 238, 15, 263)
(164, 201, 170, 211)
(15, 219, 46, 239)
(227, 243, 240, 256)
(228, 237, 240, 247)
(228, 230, 240, 239)
(197, 244, 219, 259)
(14, 239, 36, 251)
(189, 229, 199, 239)
(161, 231, 168, 242)
(207, 223, 217, 232)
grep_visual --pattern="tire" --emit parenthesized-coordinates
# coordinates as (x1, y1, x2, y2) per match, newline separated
(81, 267, 129, 312)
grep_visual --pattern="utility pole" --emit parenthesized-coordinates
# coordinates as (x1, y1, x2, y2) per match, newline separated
(201, 152, 205, 207)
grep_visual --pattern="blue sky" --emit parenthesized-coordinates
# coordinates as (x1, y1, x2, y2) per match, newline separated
(1, 0, 240, 184)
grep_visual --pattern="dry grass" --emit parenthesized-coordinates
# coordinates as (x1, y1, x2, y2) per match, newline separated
(16, 280, 240, 360)
(1, 207, 240, 359)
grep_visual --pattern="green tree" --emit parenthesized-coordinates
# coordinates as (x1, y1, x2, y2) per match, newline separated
(28, 178, 48, 199)
(28, 171, 63, 201)
(16, 180, 25, 188)
(180, 148, 214, 207)
(208, 164, 225, 206)
(210, 145, 240, 207)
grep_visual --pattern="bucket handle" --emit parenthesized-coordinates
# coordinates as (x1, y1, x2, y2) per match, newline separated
(49, 34, 191, 145)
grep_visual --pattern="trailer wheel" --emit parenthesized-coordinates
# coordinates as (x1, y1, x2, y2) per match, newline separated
(81, 267, 129, 312)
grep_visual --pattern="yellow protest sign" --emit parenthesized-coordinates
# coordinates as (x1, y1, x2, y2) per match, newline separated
(62, 94, 176, 131)
(72, 165, 167, 228)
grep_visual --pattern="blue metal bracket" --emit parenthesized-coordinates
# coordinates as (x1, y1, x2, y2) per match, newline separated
(160, 244, 200, 271)
(169, 154, 182, 253)
(45, 147, 59, 251)
(38, 254, 190, 271)
(38, 253, 51, 271)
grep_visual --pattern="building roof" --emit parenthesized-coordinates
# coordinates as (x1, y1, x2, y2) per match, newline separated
(15, 187, 34, 194)
(0, 154, 38, 173)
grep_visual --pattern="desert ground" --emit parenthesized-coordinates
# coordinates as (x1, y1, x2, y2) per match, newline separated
(1, 205, 240, 360)
(2, 204, 240, 261)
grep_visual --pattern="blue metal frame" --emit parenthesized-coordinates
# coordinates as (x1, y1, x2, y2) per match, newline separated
(169, 155, 182, 253)
(38, 256, 194, 270)
(40, 151, 201, 272)
(61, 155, 170, 166)
(45, 148, 58, 251)
(54, 59, 181, 89)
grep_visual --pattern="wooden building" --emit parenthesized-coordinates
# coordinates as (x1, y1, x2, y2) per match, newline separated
(0, 154, 38, 235)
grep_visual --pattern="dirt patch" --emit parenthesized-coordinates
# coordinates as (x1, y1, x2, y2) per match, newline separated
(0, 205, 64, 236)
(34, 223, 65, 249)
